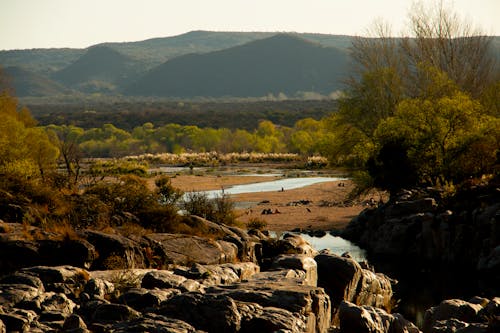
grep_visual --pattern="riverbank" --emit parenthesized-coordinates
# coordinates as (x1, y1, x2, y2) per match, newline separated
(167, 174, 385, 231)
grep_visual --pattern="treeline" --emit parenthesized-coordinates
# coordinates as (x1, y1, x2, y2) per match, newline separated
(46, 117, 336, 158)
(27, 98, 336, 131)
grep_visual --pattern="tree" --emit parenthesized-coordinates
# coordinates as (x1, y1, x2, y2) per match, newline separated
(375, 90, 499, 184)
(401, 0, 497, 98)
(46, 125, 84, 188)
(330, 0, 499, 188)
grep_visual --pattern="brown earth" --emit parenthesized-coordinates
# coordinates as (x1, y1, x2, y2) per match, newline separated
(169, 174, 385, 231)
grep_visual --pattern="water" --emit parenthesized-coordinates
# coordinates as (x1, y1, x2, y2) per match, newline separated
(201, 176, 346, 199)
(298, 233, 367, 261)
(270, 231, 366, 262)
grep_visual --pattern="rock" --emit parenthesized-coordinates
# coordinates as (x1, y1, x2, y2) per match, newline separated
(0, 272, 44, 291)
(260, 233, 317, 269)
(141, 270, 203, 292)
(271, 254, 318, 287)
(428, 318, 488, 333)
(0, 312, 30, 332)
(83, 230, 146, 269)
(40, 292, 76, 315)
(423, 299, 484, 333)
(238, 303, 309, 333)
(158, 277, 331, 333)
(62, 314, 88, 331)
(37, 239, 97, 269)
(386, 198, 438, 217)
(0, 319, 5, 333)
(107, 313, 200, 333)
(118, 287, 180, 311)
(315, 251, 393, 321)
(91, 303, 141, 323)
(338, 301, 421, 333)
(159, 292, 242, 332)
(82, 277, 115, 300)
(174, 262, 260, 286)
(0, 283, 42, 309)
(146, 233, 239, 265)
(20, 265, 90, 297)
(0, 236, 97, 274)
(248, 269, 308, 285)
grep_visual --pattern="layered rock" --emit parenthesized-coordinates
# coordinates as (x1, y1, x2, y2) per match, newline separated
(315, 250, 394, 321)
(342, 185, 500, 274)
(338, 301, 421, 333)
(423, 297, 499, 333)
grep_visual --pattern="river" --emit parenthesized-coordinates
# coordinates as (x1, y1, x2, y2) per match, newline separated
(201, 176, 346, 198)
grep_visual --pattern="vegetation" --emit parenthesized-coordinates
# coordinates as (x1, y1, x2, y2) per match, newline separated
(38, 118, 334, 158)
(328, 1, 500, 195)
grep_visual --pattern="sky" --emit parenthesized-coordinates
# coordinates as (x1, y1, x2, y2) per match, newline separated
(1, 0, 499, 50)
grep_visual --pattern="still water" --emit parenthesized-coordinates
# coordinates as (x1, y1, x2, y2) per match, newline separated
(270, 231, 367, 262)
(202, 176, 346, 198)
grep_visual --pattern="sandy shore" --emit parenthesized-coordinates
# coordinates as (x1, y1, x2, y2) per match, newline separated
(169, 174, 383, 231)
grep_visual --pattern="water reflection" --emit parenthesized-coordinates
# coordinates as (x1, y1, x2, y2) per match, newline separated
(270, 231, 367, 262)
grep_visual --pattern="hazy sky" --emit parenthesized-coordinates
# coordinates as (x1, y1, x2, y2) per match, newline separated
(1, 0, 499, 50)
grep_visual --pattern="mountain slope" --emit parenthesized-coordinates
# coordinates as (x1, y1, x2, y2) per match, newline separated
(125, 34, 350, 97)
(4, 66, 70, 97)
(52, 46, 143, 93)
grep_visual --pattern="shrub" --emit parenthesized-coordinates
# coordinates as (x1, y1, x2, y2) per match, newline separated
(246, 218, 268, 230)
(181, 192, 238, 226)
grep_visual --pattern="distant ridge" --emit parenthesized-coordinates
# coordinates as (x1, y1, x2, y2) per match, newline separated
(1, 30, 498, 98)
(52, 46, 141, 93)
(4, 66, 69, 97)
(125, 34, 350, 97)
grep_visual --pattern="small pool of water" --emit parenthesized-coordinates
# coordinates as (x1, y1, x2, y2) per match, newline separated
(270, 231, 367, 262)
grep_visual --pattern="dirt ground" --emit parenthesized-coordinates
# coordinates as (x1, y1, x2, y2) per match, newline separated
(169, 174, 385, 231)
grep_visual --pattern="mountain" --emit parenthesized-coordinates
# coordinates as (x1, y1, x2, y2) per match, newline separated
(125, 34, 350, 98)
(51, 46, 143, 93)
(3, 66, 70, 97)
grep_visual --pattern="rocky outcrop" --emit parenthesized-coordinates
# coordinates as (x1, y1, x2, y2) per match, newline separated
(0, 224, 416, 332)
(315, 250, 394, 321)
(342, 185, 500, 273)
(0, 222, 265, 273)
(338, 301, 421, 333)
(423, 297, 499, 333)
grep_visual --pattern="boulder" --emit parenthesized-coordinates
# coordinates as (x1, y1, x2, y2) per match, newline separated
(386, 198, 438, 218)
(423, 299, 484, 332)
(338, 301, 420, 333)
(271, 254, 318, 287)
(118, 287, 180, 311)
(0, 237, 96, 274)
(146, 233, 239, 265)
(141, 270, 203, 292)
(82, 277, 115, 300)
(91, 303, 141, 323)
(0, 283, 43, 309)
(238, 302, 309, 333)
(62, 314, 88, 332)
(158, 278, 331, 332)
(83, 230, 146, 269)
(20, 265, 90, 297)
(174, 262, 260, 286)
(107, 313, 200, 333)
(315, 251, 394, 321)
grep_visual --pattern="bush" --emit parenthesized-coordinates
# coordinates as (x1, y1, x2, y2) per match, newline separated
(181, 191, 238, 226)
(246, 218, 268, 230)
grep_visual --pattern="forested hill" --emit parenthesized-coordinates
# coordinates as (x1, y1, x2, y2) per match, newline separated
(51, 46, 143, 93)
(1, 30, 498, 99)
(125, 34, 350, 97)
(0, 31, 353, 98)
